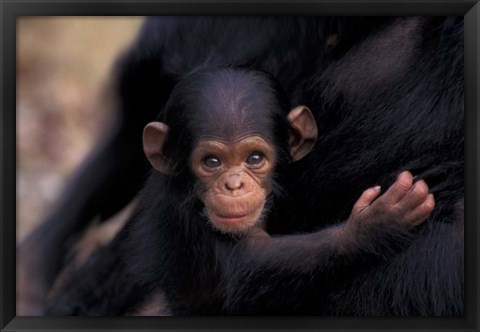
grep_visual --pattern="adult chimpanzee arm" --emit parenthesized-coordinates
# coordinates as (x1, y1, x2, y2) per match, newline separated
(18, 122, 150, 312)
(18, 29, 175, 310)
(44, 223, 152, 316)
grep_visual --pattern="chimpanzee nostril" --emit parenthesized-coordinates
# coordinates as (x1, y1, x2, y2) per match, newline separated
(225, 174, 244, 191)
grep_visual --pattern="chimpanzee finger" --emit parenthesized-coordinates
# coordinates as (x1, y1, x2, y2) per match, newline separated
(396, 179, 429, 212)
(351, 186, 382, 215)
(380, 171, 414, 205)
(403, 194, 435, 226)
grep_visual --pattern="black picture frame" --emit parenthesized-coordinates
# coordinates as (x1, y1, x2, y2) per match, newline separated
(1, 1, 479, 331)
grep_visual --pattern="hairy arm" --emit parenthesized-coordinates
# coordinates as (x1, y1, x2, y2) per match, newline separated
(221, 171, 435, 313)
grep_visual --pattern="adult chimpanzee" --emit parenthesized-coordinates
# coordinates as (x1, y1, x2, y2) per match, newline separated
(20, 16, 463, 316)
(46, 67, 434, 315)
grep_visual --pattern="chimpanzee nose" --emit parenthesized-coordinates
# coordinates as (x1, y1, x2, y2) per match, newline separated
(225, 174, 244, 192)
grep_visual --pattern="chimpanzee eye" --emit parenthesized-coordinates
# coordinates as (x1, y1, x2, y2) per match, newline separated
(246, 152, 265, 166)
(203, 156, 222, 168)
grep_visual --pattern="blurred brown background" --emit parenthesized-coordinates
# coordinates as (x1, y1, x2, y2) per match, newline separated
(17, 17, 144, 243)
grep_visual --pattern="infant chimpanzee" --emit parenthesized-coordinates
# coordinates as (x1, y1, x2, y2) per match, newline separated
(47, 67, 434, 315)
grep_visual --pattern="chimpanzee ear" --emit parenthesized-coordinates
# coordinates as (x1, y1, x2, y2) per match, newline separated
(287, 106, 318, 161)
(143, 122, 173, 174)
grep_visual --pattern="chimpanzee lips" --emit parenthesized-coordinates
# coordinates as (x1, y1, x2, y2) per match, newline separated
(214, 213, 249, 223)
(204, 196, 266, 233)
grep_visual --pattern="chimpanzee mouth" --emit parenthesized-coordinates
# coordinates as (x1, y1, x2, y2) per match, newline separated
(214, 213, 249, 223)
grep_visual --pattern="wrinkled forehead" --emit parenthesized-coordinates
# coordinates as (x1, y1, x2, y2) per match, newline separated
(190, 103, 276, 144)
(185, 72, 278, 144)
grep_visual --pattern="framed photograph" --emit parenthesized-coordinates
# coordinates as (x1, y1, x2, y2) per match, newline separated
(2, 1, 478, 331)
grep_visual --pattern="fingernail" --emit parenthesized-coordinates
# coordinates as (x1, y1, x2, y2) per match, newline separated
(373, 186, 381, 191)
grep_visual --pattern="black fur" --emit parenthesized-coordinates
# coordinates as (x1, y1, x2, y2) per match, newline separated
(28, 16, 463, 316)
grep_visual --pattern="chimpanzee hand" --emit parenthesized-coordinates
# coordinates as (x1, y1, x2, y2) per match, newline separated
(347, 171, 435, 231)
(229, 171, 435, 281)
